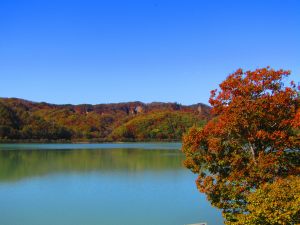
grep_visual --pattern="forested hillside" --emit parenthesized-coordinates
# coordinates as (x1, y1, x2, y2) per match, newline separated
(0, 98, 210, 142)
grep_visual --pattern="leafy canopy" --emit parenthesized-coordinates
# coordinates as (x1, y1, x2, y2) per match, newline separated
(230, 176, 300, 225)
(182, 67, 300, 222)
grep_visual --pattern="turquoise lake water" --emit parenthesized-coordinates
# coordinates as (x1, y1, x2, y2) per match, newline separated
(0, 143, 223, 225)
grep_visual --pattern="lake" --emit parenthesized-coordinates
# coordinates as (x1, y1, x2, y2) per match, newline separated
(0, 143, 223, 225)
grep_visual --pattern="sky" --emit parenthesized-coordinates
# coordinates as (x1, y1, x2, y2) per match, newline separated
(0, 0, 299, 105)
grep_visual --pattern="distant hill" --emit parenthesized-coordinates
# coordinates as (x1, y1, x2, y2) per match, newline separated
(0, 98, 211, 142)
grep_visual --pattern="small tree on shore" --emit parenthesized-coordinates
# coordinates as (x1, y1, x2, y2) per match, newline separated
(182, 67, 300, 222)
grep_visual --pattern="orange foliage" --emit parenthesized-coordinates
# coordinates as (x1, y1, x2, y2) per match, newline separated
(0, 99, 209, 141)
(182, 67, 300, 222)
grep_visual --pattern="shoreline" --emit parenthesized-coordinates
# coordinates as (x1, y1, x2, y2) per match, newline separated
(0, 139, 182, 144)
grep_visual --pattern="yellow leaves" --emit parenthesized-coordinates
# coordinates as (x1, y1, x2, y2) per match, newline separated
(183, 157, 200, 173)
(227, 176, 300, 225)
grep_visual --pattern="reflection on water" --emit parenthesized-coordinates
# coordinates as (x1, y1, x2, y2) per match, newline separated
(0, 148, 184, 182)
(0, 144, 223, 225)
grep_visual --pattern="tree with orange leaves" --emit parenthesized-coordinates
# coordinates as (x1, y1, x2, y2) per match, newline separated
(182, 67, 300, 223)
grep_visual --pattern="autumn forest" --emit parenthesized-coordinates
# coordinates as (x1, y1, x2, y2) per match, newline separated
(0, 98, 210, 142)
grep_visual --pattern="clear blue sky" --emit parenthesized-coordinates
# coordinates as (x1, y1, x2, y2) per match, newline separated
(1, 0, 299, 105)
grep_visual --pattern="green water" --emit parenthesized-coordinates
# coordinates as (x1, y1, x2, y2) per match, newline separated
(0, 143, 223, 225)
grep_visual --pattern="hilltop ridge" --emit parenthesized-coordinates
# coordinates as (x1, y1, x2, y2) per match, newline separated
(0, 98, 211, 142)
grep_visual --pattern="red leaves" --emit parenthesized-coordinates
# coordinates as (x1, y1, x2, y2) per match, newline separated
(182, 67, 300, 221)
(210, 68, 293, 116)
(292, 109, 300, 128)
(207, 137, 222, 153)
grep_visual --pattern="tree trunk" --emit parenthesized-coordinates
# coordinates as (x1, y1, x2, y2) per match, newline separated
(248, 142, 256, 163)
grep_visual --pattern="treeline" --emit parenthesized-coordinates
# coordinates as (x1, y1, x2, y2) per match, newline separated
(0, 98, 210, 141)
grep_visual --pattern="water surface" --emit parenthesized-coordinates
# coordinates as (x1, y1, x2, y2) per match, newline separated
(0, 143, 223, 225)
